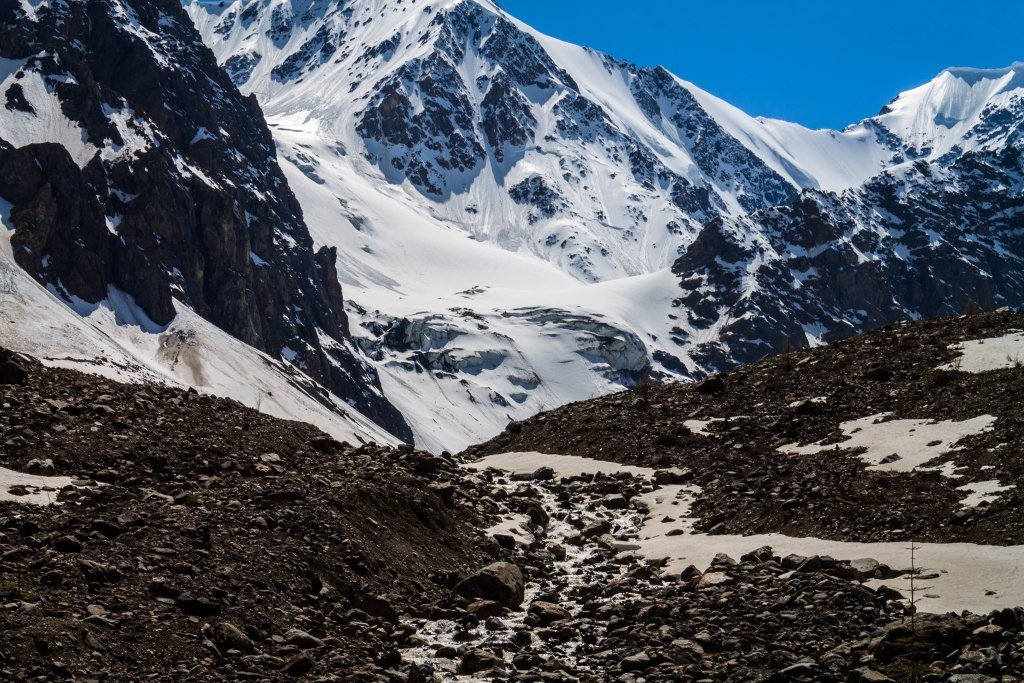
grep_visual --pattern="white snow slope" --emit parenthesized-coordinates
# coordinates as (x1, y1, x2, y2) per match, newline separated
(182, 0, 1024, 452)
(0, 200, 397, 447)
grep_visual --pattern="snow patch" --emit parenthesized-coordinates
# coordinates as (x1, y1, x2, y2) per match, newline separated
(470, 451, 662, 478)
(683, 418, 723, 436)
(780, 413, 997, 473)
(942, 330, 1024, 373)
(0, 61, 98, 167)
(956, 480, 1015, 508)
(0, 467, 76, 506)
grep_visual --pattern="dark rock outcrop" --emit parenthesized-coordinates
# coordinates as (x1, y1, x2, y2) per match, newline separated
(0, 0, 409, 439)
(671, 145, 1024, 371)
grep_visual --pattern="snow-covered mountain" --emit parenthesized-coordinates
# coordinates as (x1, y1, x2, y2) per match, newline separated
(1, 0, 1019, 453)
(187, 0, 897, 280)
(667, 66, 1024, 369)
(0, 0, 407, 444)
(184, 0, 1024, 451)
(870, 64, 1024, 162)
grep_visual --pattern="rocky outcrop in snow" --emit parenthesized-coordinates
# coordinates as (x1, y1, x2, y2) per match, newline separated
(0, 0, 409, 438)
(671, 145, 1024, 370)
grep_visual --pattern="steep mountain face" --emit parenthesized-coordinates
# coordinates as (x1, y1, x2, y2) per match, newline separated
(870, 64, 1024, 163)
(184, 0, 1024, 451)
(0, 0, 410, 439)
(672, 139, 1024, 371)
(186, 0, 881, 281)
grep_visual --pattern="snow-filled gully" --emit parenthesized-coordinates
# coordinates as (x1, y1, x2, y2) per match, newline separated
(400, 452, 1024, 680)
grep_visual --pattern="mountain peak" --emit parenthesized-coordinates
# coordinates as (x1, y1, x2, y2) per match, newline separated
(941, 61, 1024, 85)
(870, 60, 1024, 160)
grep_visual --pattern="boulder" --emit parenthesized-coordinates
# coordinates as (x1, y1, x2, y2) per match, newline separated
(528, 601, 570, 625)
(283, 629, 325, 649)
(696, 572, 733, 589)
(0, 351, 27, 385)
(696, 375, 726, 395)
(213, 622, 254, 653)
(847, 668, 895, 683)
(456, 562, 525, 608)
(460, 649, 504, 674)
(175, 593, 221, 617)
(781, 553, 807, 570)
(620, 651, 654, 672)
(283, 652, 315, 677)
(741, 546, 775, 564)
(24, 458, 55, 475)
(863, 363, 894, 382)
(359, 595, 399, 624)
(467, 600, 504, 618)
(53, 536, 82, 553)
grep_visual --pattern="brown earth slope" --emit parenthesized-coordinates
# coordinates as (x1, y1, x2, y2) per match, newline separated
(0, 352, 489, 681)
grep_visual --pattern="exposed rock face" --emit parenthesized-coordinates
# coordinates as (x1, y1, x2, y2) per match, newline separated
(671, 146, 1024, 370)
(0, 0, 410, 439)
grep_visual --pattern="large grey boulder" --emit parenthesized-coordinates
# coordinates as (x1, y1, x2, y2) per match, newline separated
(456, 562, 525, 608)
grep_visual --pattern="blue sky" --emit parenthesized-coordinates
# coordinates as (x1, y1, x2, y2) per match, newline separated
(499, 0, 1024, 130)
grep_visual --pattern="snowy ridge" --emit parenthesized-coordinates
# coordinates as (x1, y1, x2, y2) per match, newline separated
(187, 0, 1024, 277)
(874, 62, 1024, 161)
(188, 0, 821, 280)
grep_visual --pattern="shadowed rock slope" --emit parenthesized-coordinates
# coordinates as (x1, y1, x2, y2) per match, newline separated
(0, 353, 487, 680)
(0, 0, 409, 439)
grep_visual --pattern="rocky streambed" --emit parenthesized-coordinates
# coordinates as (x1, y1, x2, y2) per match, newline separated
(400, 453, 1024, 682)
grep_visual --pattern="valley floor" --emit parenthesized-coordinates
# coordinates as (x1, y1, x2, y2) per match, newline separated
(2, 311, 1024, 681)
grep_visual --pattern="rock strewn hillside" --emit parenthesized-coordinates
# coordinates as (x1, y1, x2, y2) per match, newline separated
(471, 310, 1024, 546)
(2, 344, 1023, 681)
(0, 351, 485, 680)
